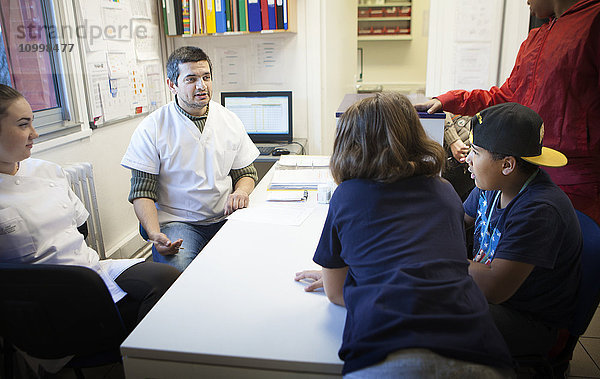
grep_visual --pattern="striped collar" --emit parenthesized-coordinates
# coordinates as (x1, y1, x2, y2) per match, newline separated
(174, 96, 208, 121)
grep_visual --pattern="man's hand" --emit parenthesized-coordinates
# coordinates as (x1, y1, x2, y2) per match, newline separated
(225, 188, 250, 215)
(148, 231, 183, 256)
(294, 270, 323, 292)
(450, 139, 470, 163)
(414, 98, 443, 114)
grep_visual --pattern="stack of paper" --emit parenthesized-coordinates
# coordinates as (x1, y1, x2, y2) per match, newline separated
(268, 168, 333, 190)
(267, 190, 308, 202)
(278, 155, 330, 168)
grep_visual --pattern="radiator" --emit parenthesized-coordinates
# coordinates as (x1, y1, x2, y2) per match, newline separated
(63, 163, 106, 259)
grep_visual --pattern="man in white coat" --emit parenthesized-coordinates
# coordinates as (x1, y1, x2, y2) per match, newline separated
(121, 47, 259, 272)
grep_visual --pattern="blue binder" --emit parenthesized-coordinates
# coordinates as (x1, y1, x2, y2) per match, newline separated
(247, 0, 261, 32)
(267, 0, 276, 30)
(282, 0, 287, 29)
(215, 0, 227, 33)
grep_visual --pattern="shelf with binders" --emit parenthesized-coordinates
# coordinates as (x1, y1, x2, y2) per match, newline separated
(164, 0, 296, 37)
(357, 1, 411, 41)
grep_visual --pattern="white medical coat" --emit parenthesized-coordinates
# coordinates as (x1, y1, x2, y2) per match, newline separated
(0, 159, 143, 303)
(121, 100, 259, 225)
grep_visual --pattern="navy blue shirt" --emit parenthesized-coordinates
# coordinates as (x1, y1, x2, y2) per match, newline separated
(313, 176, 512, 375)
(464, 169, 582, 327)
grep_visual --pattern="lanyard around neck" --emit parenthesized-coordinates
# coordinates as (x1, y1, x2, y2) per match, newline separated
(478, 169, 539, 262)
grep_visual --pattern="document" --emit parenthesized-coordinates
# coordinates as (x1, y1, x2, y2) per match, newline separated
(266, 190, 308, 202)
(278, 155, 330, 168)
(269, 168, 333, 190)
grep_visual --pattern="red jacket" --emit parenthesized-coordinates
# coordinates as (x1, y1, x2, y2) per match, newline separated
(437, 0, 600, 186)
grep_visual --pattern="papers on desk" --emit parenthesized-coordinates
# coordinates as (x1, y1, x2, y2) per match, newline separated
(266, 190, 308, 202)
(278, 155, 330, 168)
(226, 204, 314, 226)
(268, 168, 333, 190)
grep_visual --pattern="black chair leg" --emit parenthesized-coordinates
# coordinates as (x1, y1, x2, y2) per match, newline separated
(2, 341, 14, 379)
(74, 367, 86, 379)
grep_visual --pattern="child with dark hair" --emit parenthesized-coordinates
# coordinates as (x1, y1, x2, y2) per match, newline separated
(296, 92, 513, 378)
(464, 102, 582, 357)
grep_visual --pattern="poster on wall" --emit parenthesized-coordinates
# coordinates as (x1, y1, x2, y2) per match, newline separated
(217, 47, 248, 89)
(252, 39, 284, 84)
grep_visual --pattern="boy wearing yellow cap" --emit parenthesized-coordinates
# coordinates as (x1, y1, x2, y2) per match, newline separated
(464, 103, 582, 357)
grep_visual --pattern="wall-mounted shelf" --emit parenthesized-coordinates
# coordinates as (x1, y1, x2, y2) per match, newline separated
(360, 16, 410, 21)
(358, 1, 411, 7)
(172, 29, 294, 38)
(357, 0, 411, 41)
(358, 35, 412, 41)
(165, 0, 296, 37)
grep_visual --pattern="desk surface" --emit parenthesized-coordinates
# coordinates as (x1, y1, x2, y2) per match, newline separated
(121, 165, 345, 378)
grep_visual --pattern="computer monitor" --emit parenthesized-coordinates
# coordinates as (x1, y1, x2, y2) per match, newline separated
(221, 91, 292, 144)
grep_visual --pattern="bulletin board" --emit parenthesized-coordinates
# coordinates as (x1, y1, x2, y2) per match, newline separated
(425, 0, 505, 97)
(74, 0, 167, 127)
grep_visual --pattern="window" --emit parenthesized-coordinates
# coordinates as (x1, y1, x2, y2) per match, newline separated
(0, 0, 81, 141)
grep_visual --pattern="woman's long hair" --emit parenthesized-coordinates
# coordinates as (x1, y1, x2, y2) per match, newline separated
(330, 92, 445, 184)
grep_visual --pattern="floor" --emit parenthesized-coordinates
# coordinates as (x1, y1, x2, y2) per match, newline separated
(3, 306, 600, 378)
(569, 305, 600, 378)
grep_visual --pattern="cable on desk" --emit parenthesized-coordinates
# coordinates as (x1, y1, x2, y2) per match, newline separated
(289, 141, 306, 155)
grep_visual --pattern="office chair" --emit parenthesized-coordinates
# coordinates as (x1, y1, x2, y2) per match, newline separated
(0, 263, 127, 379)
(515, 210, 600, 378)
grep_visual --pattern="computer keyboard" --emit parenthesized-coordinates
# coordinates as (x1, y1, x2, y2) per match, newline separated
(258, 146, 276, 155)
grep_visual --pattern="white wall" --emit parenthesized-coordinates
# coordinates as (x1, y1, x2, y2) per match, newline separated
(315, 0, 357, 155)
(499, 1, 530, 83)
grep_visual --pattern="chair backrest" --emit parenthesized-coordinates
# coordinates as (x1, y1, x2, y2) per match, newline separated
(570, 211, 600, 337)
(0, 263, 127, 360)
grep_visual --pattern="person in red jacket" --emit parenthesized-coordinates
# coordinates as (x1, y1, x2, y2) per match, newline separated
(416, 0, 600, 225)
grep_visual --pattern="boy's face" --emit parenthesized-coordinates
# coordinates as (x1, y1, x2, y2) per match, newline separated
(527, 0, 555, 19)
(465, 144, 505, 191)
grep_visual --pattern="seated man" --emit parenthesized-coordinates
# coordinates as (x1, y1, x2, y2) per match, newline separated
(464, 103, 582, 357)
(121, 46, 259, 272)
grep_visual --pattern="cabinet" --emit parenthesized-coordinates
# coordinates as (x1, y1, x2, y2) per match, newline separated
(357, 1, 411, 41)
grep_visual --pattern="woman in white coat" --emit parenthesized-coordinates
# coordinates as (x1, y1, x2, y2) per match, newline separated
(0, 84, 180, 340)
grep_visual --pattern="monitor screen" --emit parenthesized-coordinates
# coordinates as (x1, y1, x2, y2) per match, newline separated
(221, 91, 292, 143)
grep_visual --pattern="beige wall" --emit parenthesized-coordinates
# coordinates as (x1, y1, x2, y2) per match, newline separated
(358, 0, 430, 92)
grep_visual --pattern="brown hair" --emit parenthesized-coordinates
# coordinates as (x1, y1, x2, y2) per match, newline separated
(330, 92, 445, 184)
(0, 84, 24, 118)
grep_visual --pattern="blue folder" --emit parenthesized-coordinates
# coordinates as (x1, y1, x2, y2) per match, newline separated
(247, 0, 262, 32)
(215, 0, 226, 33)
(267, 0, 276, 30)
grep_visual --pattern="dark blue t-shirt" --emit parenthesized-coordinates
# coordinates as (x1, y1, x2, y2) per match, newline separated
(313, 176, 512, 375)
(464, 169, 582, 327)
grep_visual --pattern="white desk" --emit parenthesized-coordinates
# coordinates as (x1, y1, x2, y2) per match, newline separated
(120, 166, 345, 378)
